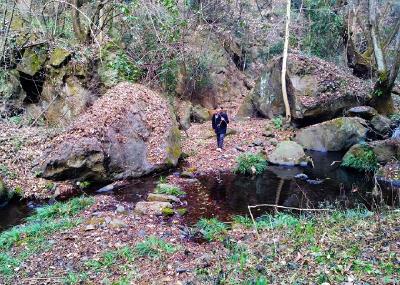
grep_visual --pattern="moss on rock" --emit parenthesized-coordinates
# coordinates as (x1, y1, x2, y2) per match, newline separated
(341, 144, 379, 172)
(49, 48, 71, 67)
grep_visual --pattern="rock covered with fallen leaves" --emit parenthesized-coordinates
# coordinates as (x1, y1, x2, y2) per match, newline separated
(39, 82, 181, 181)
(238, 53, 372, 123)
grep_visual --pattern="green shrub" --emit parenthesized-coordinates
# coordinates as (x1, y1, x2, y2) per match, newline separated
(341, 145, 379, 172)
(154, 183, 186, 196)
(234, 153, 267, 175)
(135, 236, 176, 259)
(196, 218, 227, 241)
(272, 116, 284, 130)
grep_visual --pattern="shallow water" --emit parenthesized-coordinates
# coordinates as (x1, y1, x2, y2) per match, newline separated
(1, 151, 399, 231)
(183, 151, 400, 223)
(0, 200, 34, 232)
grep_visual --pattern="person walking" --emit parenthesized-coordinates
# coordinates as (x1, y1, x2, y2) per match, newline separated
(212, 106, 229, 152)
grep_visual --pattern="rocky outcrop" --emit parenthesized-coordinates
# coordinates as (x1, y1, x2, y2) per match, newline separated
(238, 54, 372, 123)
(267, 141, 309, 166)
(370, 115, 392, 136)
(191, 105, 211, 123)
(346, 106, 378, 120)
(39, 83, 181, 181)
(0, 70, 26, 117)
(0, 177, 9, 205)
(343, 139, 400, 166)
(295, 117, 368, 151)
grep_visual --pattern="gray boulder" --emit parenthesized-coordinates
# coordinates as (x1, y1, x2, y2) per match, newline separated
(39, 83, 181, 181)
(268, 141, 308, 166)
(295, 117, 368, 151)
(346, 106, 378, 120)
(191, 105, 211, 123)
(370, 115, 392, 135)
(238, 54, 371, 123)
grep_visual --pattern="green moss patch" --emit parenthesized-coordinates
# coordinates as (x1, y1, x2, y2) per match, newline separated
(341, 144, 379, 172)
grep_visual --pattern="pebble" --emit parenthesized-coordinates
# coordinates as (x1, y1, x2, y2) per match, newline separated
(116, 205, 126, 213)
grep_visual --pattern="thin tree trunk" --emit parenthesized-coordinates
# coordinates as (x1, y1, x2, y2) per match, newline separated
(369, 0, 386, 72)
(281, 0, 291, 120)
(71, 0, 85, 42)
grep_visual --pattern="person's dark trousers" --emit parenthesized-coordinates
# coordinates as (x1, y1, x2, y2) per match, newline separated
(217, 133, 225, 149)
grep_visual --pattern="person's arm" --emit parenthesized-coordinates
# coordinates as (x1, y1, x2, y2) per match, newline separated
(223, 113, 229, 124)
(212, 114, 216, 129)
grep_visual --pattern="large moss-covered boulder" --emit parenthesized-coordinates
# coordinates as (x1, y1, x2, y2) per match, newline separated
(41, 76, 95, 126)
(49, 48, 71, 67)
(17, 46, 47, 76)
(238, 54, 372, 123)
(0, 70, 26, 116)
(39, 83, 181, 181)
(295, 117, 368, 151)
(191, 104, 211, 123)
(268, 141, 308, 166)
(341, 139, 400, 172)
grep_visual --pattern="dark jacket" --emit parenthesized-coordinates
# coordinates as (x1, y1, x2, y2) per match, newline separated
(212, 112, 229, 134)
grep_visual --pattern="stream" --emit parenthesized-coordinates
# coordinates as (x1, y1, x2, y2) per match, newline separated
(1, 151, 399, 231)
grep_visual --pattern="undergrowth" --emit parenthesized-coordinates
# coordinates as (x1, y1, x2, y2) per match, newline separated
(234, 153, 267, 175)
(341, 144, 379, 172)
(154, 183, 186, 196)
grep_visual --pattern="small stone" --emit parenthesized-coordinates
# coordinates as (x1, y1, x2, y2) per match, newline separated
(162, 207, 175, 216)
(84, 224, 96, 231)
(270, 138, 279, 146)
(235, 146, 245, 152)
(109, 218, 127, 228)
(294, 173, 308, 180)
(180, 171, 194, 178)
(176, 268, 190, 274)
(116, 205, 126, 213)
(134, 201, 172, 215)
(176, 208, 187, 216)
(253, 139, 264, 146)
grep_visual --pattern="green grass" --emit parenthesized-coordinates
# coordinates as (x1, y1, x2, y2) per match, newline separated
(196, 218, 228, 241)
(27, 196, 94, 222)
(234, 153, 268, 175)
(85, 246, 135, 271)
(154, 183, 186, 196)
(135, 236, 177, 259)
(0, 196, 94, 279)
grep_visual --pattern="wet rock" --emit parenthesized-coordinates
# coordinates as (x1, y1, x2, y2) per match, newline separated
(191, 105, 211, 123)
(147, 193, 180, 203)
(49, 48, 71, 67)
(346, 106, 378, 120)
(371, 114, 392, 135)
(134, 201, 172, 216)
(40, 83, 181, 181)
(295, 117, 368, 151)
(268, 141, 308, 166)
(238, 54, 371, 123)
(294, 173, 308, 180)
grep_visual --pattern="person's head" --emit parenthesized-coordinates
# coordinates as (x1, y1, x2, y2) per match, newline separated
(216, 106, 223, 112)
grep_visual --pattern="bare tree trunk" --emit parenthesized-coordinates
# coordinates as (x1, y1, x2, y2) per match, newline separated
(71, 0, 85, 42)
(369, 0, 385, 72)
(281, 0, 291, 120)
